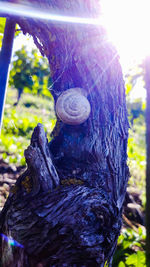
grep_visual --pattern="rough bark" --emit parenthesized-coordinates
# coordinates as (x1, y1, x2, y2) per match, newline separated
(0, 1, 129, 266)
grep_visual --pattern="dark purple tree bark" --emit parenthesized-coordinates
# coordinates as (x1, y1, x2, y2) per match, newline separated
(0, 1, 129, 266)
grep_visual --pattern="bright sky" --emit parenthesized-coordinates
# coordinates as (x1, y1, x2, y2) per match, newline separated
(101, 0, 150, 99)
(13, 34, 36, 53)
(101, 0, 150, 70)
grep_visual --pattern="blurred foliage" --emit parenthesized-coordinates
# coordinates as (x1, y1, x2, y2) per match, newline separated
(125, 63, 144, 96)
(128, 115, 146, 190)
(9, 45, 52, 99)
(113, 227, 146, 266)
(0, 87, 56, 166)
(125, 65, 146, 206)
(127, 99, 145, 124)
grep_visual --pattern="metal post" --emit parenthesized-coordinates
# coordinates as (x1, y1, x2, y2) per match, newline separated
(0, 18, 16, 132)
(145, 57, 150, 266)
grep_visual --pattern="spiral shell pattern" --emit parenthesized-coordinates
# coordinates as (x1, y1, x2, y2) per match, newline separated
(56, 88, 91, 125)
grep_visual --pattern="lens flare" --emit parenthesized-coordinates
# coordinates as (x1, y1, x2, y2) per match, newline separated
(1, 233, 24, 248)
(0, 2, 102, 25)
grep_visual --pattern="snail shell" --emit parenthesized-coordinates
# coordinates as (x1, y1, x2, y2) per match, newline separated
(56, 88, 91, 125)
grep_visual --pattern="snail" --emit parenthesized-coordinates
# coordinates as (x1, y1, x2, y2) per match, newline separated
(56, 88, 91, 125)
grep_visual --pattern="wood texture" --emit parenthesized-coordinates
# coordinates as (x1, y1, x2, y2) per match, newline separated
(0, 1, 129, 266)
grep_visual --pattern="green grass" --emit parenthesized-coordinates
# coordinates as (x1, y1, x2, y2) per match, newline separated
(0, 87, 56, 166)
(113, 227, 146, 266)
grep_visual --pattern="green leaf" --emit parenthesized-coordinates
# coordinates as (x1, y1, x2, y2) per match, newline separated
(137, 251, 146, 266)
(125, 251, 146, 266)
(118, 261, 126, 267)
(122, 240, 132, 249)
(125, 253, 137, 265)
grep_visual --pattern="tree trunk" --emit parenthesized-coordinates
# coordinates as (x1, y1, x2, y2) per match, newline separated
(0, 1, 129, 266)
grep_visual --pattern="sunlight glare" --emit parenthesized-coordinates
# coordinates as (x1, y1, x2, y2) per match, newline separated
(101, 0, 150, 67)
(1, 0, 149, 72)
(0, 2, 101, 25)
